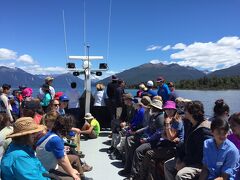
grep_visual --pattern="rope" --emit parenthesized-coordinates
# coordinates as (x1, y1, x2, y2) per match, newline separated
(62, 10, 69, 63)
(106, 0, 112, 63)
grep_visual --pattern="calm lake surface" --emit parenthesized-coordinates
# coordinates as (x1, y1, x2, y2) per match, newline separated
(126, 89, 240, 117)
(32, 88, 240, 117)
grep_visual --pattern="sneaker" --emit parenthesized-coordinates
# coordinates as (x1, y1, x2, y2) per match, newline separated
(108, 133, 112, 138)
(118, 169, 130, 177)
(109, 150, 122, 160)
(107, 146, 115, 154)
(82, 163, 93, 172)
(80, 176, 93, 180)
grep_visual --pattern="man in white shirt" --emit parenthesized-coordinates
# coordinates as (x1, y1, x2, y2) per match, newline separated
(65, 82, 82, 128)
(0, 84, 13, 122)
(65, 82, 81, 109)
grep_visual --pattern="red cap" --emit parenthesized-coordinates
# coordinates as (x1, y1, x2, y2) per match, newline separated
(54, 92, 64, 100)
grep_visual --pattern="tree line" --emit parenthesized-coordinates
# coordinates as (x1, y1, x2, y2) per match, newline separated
(127, 76, 240, 90)
(175, 76, 240, 90)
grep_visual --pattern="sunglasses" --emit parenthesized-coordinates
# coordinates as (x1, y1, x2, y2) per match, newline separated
(54, 104, 60, 106)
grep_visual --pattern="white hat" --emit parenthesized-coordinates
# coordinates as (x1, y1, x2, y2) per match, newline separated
(45, 76, 54, 82)
(147, 80, 154, 87)
(149, 99, 163, 110)
(84, 113, 94, 120)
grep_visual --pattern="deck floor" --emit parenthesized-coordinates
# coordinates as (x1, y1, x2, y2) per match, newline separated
(80, 131, 124, 180)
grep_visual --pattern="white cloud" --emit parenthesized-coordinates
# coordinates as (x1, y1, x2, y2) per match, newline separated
(172, 43, 186, 50)
(20, 65, 67, 75)
(0, 48, 17, 60)
(17, 54, 35, 64)
(149, 59, 173, 65)
(150, 59, 161, 64)
(162, 45, 171, 51)
(146, 45, 162, 51)
(170, 36, 240, 71)
(0, 62, 16, 68)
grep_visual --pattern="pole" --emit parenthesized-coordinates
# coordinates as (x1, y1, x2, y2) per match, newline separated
(85, 45, 91, 114)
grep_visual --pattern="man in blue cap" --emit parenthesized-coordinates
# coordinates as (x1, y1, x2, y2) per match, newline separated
(58, 95, 69, 115)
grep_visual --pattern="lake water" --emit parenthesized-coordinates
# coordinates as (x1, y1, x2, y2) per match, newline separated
(32, 88, 240, 117)
(126, 89, 240, 117)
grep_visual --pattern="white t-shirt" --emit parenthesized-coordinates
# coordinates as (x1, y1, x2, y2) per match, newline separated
(0, 93, 13, 122)
(39, 86, 55, 100)
(94, 90, 107, 106)
(65, 89, 81, 109)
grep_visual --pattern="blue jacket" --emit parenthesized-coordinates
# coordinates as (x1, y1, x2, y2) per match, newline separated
(157, 84, 170, 102)
(130, 107, 145, 131)
(1, 143, 49, 180)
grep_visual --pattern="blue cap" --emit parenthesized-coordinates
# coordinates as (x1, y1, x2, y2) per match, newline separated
(68, 131, 76, 137)
(59, 95, 69, 102)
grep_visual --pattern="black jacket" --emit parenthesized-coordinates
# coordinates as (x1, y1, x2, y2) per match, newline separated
(106, 82, 118, 99)
(177, 120, 212, 166)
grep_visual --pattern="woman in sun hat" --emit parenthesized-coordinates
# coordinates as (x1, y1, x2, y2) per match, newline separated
(22, 87, 33, 101)
(1, 117, 49, 180)
(136, 83, 147, 98)
(136, 101, 184, 180)
(122, 99, 165, 179)
(164, 101, 212, 180)
(40, 84, 52, 113)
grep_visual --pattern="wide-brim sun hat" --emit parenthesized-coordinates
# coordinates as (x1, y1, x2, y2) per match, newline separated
(45, 76, 54, 82)
(84, 113, 94, 120)
(6, 117, 45, 139)
(149, 99, 163, 110)
(141, 96, 152, 107)
(22, 87, 33, 98)
(123, 93, 133, 100)
(139, 83, 146, 90)
(163, 100, 176, 110)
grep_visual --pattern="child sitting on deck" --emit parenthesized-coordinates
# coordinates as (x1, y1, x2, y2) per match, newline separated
(199, 117, 239, 180)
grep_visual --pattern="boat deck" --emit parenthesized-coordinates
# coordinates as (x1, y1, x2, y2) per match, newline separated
(80, 131, 123, 180)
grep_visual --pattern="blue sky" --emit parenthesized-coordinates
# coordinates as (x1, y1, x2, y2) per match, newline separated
(1, 0, 240, 78)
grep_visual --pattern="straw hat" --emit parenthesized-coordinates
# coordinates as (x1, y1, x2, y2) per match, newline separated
(141, 96, 152, 107)
(149, 99, 163, 110)
(84, 113, 94, 120)
(6, 117, 45, 139)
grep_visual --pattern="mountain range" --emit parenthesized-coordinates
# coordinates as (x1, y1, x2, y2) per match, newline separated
(100, 63, 240, 85)
(0, 66, 84, 88)
(1, 63, 240, 88)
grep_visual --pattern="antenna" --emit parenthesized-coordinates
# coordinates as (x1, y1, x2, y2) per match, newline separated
(83, 0, 87, 56)
(106, 0, 112, 63)
(62, 10, 69, 62)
